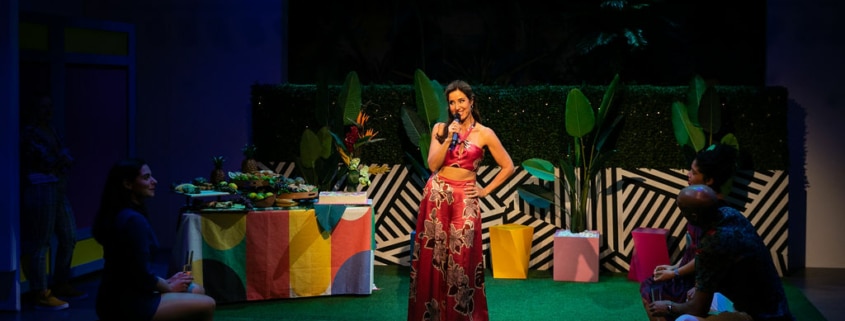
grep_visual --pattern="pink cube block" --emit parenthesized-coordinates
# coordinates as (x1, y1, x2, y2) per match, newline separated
(628, 227, 671, 282)
(553, 230, 600, 282)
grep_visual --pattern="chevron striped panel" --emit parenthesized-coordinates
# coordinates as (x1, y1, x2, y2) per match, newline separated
(259, 162, 790, 276)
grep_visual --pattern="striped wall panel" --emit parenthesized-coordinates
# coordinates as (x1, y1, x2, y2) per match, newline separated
(259, 162, 790, 276)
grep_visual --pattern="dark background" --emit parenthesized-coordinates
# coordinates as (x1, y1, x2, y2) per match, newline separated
(288, 0, 766, 86)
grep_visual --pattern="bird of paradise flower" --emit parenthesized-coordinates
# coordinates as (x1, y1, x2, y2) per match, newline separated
(333, 110, 391, 190)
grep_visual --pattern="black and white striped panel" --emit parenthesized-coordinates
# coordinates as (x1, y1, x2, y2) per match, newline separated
(260, 162, 790, 276)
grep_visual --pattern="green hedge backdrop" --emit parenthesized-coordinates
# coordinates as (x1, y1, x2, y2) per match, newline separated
(250, 84, 789, 171)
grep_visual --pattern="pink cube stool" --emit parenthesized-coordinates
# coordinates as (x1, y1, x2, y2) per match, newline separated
(628, 227, 671, 282)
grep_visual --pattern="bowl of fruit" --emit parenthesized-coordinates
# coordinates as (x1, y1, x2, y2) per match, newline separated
(249, 191, 276, 208)
(229, 170, 278, 190)
(274, 176, 318, 200)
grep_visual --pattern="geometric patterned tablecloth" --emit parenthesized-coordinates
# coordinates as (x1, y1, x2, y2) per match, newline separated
(172, 205, 374, 303)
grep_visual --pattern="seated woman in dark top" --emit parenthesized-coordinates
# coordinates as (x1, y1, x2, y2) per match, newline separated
(93, 158, 215, 321)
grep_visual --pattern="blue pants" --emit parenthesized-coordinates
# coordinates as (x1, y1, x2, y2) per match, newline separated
(21, 181, 78, 291)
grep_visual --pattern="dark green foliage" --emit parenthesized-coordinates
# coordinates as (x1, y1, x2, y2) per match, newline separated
(251, 84, 789, 170)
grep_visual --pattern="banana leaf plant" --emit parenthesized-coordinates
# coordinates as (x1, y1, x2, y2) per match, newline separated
(297, 71, 362, 191)
(400, 69, 448, 181)
(671, 74, 739, 195)
(520, 74, 623, 233)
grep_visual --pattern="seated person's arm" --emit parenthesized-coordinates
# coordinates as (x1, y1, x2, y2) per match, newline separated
(674, 287, 713, 317)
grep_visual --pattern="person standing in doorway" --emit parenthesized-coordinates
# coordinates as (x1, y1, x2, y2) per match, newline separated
(20, 94, 87, 310)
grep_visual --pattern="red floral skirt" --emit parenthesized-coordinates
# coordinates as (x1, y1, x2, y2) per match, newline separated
(408, 175, 488, 321)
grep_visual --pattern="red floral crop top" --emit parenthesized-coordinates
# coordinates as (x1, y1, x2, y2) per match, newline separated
(443, 124, 484, 171)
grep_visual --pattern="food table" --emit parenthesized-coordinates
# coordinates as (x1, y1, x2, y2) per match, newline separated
(171, 202, 375, 303)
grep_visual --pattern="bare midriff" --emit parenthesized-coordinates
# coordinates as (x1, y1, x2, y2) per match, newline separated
(437, 166, 476, 181)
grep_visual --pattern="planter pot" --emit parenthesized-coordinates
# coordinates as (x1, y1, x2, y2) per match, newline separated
(553, 229, 600, 282)
(489, 224, 534, 279)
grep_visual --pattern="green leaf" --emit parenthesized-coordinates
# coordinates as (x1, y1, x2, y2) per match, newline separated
(686, 74, 707, 126)
(414, 69, 441, 126)
(404, 152, 431, 181)
(573, 138, 583, 167)
(353, 137, 386, 150)
(565, 88, 595, 138)
(338, 71, 362, 126)
(559, 157, 578, 227)
(687, 121, 706, 152)
(432, 80, 449, 124)
(521, 158, 556, 181)
(329, 131, 346, 151)
(698, 86, 722, 138)
(517, 185, 555, 209)
(720, 133, 739, 152)
(400, 106, 425, 147)
(671, 101, 691, 147)
(596, 73, 620, 129)
(419, 133, 431, 168)
(595, 114, 624, 154)
(300, 129, 320, 168)
(672, 101, 705, 150)
(316, 126, 333, 159)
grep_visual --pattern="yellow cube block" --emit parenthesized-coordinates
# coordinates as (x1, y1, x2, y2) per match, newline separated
(489, 224, 534, 279)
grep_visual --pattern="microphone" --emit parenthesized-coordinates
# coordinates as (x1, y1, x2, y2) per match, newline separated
(449, 113, 460, 151)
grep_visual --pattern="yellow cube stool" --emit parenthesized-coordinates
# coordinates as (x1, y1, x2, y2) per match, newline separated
(489, 224, 534, 279)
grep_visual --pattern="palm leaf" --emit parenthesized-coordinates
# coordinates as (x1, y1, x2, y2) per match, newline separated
(414, 69, 441, 125)
(595, 114, 624, 153)
(686, 74, 707, 126)
(671, 101, 691, 147)
(720, 133, 739, 152)
(338, 71, 362, 126)
(316, 126, 333, 159)
(672, 101, 705, 150)
(419, 133, 431, 168)
(517, 185, 555, 209)
(404, 152, 431, 182)
(521, 158, 556, 182)
(698, 86, 722, 138)
(565, 88, 596, 138)
(432, 80, 449, 123)
(596, 73, 620, 129)
(400, 106, 426, 147)
(300, 129, 321, 168)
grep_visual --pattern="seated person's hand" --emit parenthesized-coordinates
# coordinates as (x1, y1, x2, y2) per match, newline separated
(166, 271, 194, 292)
(686, 287, 697, 301)
(653, 265, 676, 281)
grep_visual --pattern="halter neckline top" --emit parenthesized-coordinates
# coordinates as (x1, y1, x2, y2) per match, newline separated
(443, 123, 483, 171)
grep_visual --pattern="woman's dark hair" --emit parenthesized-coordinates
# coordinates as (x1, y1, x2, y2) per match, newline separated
(695, 144, 738, 190)
(92, 158, 148, 244)
(436, 80, 482, 143)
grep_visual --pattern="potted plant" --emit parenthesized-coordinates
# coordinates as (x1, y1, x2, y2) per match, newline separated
(520, 73, 623, 234)
(519, 74, 623, 282)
